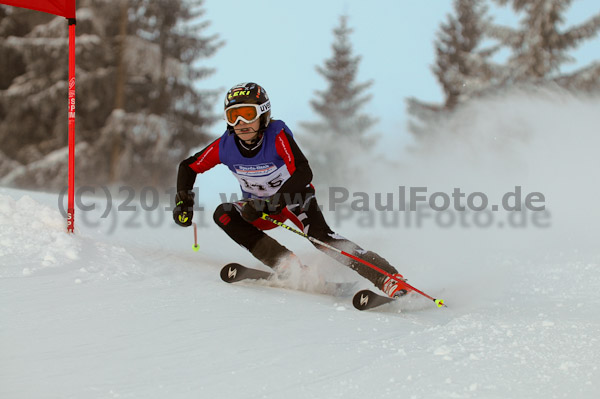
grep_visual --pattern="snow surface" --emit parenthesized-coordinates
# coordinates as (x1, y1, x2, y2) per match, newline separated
(2, 89, 600, 398)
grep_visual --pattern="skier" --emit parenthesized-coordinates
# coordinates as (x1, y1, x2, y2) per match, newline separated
(173, 82, 410, 298)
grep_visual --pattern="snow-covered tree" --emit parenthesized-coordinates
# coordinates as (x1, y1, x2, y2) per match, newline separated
(300, 16, 377, 187)
(407, 0, 600, 146)
(128, 0, 221, 134)
(408, 0, 497, 141)
(0, 0, 222, 189)
(434, 0, 499, 108)
(489, 0, 600, 85)
(102, 0, 224, 184)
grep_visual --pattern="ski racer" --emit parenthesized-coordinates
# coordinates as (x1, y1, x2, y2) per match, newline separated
(173, 82, 410, 298)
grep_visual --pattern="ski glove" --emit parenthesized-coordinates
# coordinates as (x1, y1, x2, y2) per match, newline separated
(173, 190, 195, 227)
(241, 197, 283, 223)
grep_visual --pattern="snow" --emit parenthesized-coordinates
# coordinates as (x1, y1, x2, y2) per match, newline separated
(2, 89, 600, 398)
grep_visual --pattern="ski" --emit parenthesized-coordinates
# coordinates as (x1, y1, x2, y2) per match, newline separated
(219, 263, 356, 296)
(221, 263, 445, 311)
(221, 264, 443, 311)
(220, 263, 273, 283)
(352, 289, 396, 311)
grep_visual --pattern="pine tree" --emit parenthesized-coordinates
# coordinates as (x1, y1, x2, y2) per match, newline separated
(301, 16, 376, 187)
(0, 0, 223, 189)
(103, 0, 224, 185)
(407, 0, 600, 146)
(489, 0, 600, 85)
(129, 0, 221, 132)
(434, 0, 499, 108)
(408, 0, 497, 142)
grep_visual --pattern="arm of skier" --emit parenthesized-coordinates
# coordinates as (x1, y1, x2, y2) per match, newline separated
(273, 131, 313, 207)
(173, 138, 221, 226)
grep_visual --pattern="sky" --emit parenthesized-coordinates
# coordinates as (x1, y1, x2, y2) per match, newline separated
(198, 0, 600, 153)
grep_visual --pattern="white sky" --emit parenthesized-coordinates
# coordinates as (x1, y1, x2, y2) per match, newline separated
(199, 0, 600, 153)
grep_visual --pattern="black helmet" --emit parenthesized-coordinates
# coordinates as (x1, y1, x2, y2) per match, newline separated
(224, 82, 271, 133)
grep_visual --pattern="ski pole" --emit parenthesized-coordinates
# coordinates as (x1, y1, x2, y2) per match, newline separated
(261, 213, 446, 308)
(192, 222, 199, 252)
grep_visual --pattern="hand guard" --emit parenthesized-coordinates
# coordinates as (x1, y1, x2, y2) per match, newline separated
(173, 190, 195, 227)
(241, 197, 283, 223)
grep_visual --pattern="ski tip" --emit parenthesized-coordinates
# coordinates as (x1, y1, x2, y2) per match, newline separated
(220, 263, 242, 283)
(352, 289, 394, 311)
(352, 289, 374, 310)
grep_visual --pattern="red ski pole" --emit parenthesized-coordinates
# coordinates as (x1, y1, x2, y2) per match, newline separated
(261, 213, 446, 307)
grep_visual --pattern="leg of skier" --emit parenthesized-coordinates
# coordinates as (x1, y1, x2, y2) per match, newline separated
(214, 197, 410, 298)
(288, 194, 412, 298)
(213, 202, 301, 273)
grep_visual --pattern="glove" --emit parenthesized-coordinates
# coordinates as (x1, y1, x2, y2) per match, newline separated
(241, 196, 283, 223)
(173, 190, 195, 227)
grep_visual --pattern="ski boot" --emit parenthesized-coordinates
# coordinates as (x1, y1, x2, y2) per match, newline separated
(381, 273, 412, 298)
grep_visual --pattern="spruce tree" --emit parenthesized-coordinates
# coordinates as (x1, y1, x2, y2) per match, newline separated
(489, 0, 600, 85)
(408, 0, 497, 141)
(104, 0, 224, 185)
(301, 16, 376, 187)
(434, 0, 498, 108)
(129, 0, 221, 135)
(0, 0, 223, 189)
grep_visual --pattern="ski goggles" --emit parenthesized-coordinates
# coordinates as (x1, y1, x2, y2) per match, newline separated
(224, 101, 270, 126)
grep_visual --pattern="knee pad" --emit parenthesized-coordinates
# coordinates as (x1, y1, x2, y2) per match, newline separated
(213, 203, 239, 227)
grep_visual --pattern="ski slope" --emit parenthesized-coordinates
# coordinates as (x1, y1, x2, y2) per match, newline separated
(2, 89, 600, 398)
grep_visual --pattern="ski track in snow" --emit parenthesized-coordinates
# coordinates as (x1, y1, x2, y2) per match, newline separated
(1, 188, 598, 399)
(2, 90, 600, 398)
